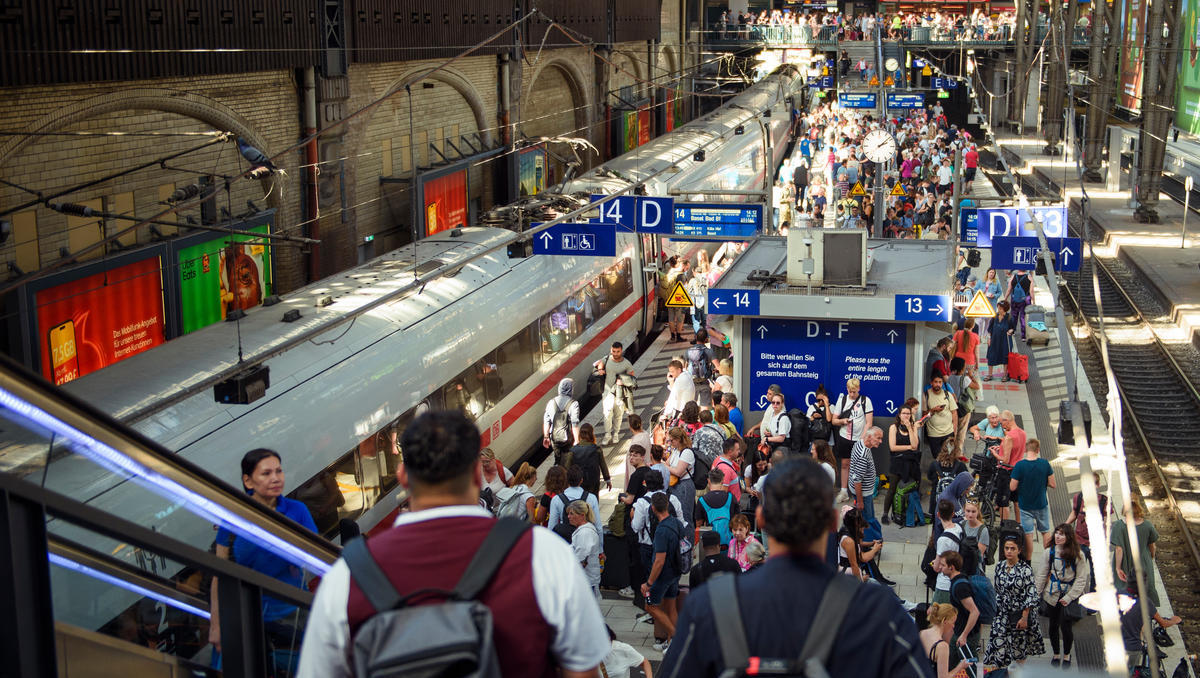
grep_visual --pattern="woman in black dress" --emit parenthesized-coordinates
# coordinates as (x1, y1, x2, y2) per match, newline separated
(984, 536, 1045, 669)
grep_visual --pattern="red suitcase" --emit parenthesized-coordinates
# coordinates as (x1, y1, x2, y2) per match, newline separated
(1007, 352, 1028, 383)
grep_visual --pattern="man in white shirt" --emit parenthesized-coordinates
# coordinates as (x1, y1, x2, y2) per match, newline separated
(663, 359, 695, 421)
(547, 465, 603, 532)
(296, 410, 607, 678)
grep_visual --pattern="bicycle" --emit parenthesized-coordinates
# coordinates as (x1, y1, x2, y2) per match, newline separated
(966, 437, 1004, 532)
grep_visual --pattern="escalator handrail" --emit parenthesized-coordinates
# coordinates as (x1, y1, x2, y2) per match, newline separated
(0, 354, 339, 572)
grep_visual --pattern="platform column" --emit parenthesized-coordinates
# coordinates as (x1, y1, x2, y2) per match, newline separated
(1040, 0, 1066, 154)
(1133, 0, 1182, 223)
(1010, 0, 1031, 127)
(1081, 0, 1117, 182)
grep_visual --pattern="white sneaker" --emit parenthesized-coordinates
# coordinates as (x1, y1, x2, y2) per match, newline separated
(603, 436, 614, 445)
(902, 599, 919, 612)
(835, 489, 850, 504)
(636, 613, 653, 624)
(653, 639, 671, 652)
(617, 586, 634, 598)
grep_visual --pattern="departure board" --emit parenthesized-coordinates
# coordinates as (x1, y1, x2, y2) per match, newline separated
(672, 203, 763, 238)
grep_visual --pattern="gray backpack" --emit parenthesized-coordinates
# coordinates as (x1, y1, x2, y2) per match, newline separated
(342, 518, 531, 678)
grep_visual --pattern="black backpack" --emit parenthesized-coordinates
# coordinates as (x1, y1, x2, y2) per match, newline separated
(943, 530, 980, 579)
(786, 408, 811, 453)
(643, 491, 678, 541)
(709, 569, 860, 677)
(341, 519, 530, 678)
(688, 344, 714, 381)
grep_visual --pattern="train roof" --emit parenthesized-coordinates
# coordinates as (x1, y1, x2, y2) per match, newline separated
(62, 227, 513, 424)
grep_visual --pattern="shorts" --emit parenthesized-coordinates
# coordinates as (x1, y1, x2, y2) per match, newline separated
(1020, 505, 1052, 534)
(964, 167, 977, 182)
(834, 435, 855, 460)
(647, 573, 680, 605)
(668, 307, 686, 323)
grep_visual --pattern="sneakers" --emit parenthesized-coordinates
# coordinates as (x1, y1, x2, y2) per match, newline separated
(617, 586, 634, 598)
(653, 639, 672, 652)
(636, 613, 653, 624)
(603, 436, 614, 446)
(902, 599, 919, 612)
(835, 489, 850, 504)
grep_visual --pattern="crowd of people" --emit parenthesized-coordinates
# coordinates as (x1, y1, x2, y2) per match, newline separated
(714, 8, 1018, 44)
(777, 98, 978, 241)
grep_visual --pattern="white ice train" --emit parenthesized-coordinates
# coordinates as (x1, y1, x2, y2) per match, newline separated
(49, 65, 804, 589)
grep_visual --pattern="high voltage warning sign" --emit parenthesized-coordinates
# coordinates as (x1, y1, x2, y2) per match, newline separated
(665, 281, 694, 307)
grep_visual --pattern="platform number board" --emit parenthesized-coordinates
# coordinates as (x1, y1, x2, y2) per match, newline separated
(708, 289, 760, 316)
(894, 294, 952, 322)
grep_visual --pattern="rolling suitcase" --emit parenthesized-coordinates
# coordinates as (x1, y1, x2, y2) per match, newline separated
(1025, 305, 1050, 346)
(1007, 352, 1028, 383)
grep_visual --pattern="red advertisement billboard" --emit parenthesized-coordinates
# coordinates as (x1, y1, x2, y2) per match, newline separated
(35, 257, 166, 385)
(423, 168, 468, 237)
(638, 106, 651, 146)
(1118, 0, 1148, 113)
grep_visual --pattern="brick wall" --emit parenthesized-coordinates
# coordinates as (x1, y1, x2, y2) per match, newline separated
(0, 70, 306, 291)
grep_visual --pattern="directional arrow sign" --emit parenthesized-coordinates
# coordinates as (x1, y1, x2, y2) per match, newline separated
(531, 222, 617, 256)
(894, 294, 952, 322)
(708, 288, 760, 316)
(756, 324, 769, 339)
(885, 399, 897, 414)
(991, 236, 1082, 272)
(886, 329, 900, 343)
(1057, 240, 1081, 272)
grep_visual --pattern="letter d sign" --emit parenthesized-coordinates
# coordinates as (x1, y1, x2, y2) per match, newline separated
(637, 197, 674, 235)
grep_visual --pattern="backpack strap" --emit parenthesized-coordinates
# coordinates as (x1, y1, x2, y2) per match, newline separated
(799, 575, 861, 672)
(709, 573, 750, 672)
(454, 518, 532, 600)
(343, 536, 402, 613)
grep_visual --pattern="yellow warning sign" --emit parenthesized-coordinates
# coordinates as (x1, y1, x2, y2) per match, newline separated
(921, 65, 933, 76)
(884, 76, 895, 87)
(665, 280, 694, 308)
(890, 182, 907, 197)
(849, 182, 867, 197)
(868, 75, 880, 86)
(964, 290, 996, 318)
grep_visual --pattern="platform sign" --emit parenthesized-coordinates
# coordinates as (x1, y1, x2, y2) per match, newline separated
(708, 288, 760, 316)
(894, 294, 952, 322)
(808, 75, 835, 89)
(531, 222, 617, 256)
(931, 77, 959, 89)
(838, 92, 878, 109)
(991, 236, 1082, 272)
(672, 202, 763, 238)
(749, 319, 907, 416)
(959, 206, 1069, 247)
(886, 92, 925, 109)
(589, 195, 675, 234)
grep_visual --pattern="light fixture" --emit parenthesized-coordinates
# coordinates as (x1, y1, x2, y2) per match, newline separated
(735, 125, 745, 135)
(693, 150, 706, 162)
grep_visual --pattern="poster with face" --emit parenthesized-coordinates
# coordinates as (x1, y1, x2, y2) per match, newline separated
(219, 242, 267, 315)
(177, 223, 273, 334)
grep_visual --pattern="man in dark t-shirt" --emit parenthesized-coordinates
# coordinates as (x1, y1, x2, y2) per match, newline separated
(945, 551, 981, 662)
(690, 530, 740, 590)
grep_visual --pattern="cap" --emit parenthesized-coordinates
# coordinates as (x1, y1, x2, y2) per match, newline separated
(701, 530, 722, 547)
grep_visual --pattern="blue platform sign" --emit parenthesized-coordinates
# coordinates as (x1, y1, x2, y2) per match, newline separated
(531, 222, 617, 257)
(590, 195, 675, 234)
(807, 76, 835, 89)
(886, 92, 926, 109)
(673, 202, 763, 238)
(931, 77, 959, 89)
(991, 236, 1083, 272)
(894, 294, 952, 322)
(708, 289, 760, 316)
(959, 206, 1069, 247)
(838, 92, 878, 109)
(749, 319, 908, 416)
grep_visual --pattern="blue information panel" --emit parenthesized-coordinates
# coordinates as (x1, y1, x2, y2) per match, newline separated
(959, 206, 1069, 247)
(991, 236, 1083, 272)
(531, 222, 617, 256)
(838, 92, 878, 109)
(886, 92, 925, 109)
(894, 294, 952, 322)
(808, 75, 835, 89)
(749, 319, 907, 416)
(672, 202, 763, 238)
(931, 77, 959, 89)
(708, 289, 760, 316)
(590, 194, 675, 234)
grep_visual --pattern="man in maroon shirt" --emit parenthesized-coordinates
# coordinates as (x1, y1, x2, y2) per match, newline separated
(297, 411, 608, 678)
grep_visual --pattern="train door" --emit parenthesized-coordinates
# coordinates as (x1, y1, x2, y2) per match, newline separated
(641, 232, 660, 339)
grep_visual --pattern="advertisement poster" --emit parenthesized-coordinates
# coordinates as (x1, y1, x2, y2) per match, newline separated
(36, 257, 166, 385)
(665, 90, 675, 132)
(177, 225, 274, 334)
(517, 146, 546, 197)
(423, 168, 468, 237)
(674, 93, 686, 129)
(638, 106, 651, 146)
(623, 110, 638, 153)
(1118, 0, 1147, 113)
(1177, 0, 1200, 133)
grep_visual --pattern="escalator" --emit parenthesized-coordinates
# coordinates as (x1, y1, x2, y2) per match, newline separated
(0, 355, 340, 678)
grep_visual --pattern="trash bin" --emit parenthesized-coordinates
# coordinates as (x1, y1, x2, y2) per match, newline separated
(911, 26, 930, 42)
(1058, 400, 1093, 446)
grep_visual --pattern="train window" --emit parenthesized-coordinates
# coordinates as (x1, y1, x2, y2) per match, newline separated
(480, 327, 535, 407)
(443, 370, 484, 421)
(290, 453, 356, 537)
(595, 257, 633, 315)
(539, 301, 575, 359)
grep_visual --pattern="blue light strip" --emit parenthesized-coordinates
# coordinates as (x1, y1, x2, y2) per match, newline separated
(48, 552, 212, 620)
(0, 385, 331, 575)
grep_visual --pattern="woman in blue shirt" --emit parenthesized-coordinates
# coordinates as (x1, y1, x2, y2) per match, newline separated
(210, 449, 319, 669)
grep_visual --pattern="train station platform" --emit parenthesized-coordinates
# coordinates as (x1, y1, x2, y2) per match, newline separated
(996, 131, 1200, 351)
(519, 182, 1190, 671)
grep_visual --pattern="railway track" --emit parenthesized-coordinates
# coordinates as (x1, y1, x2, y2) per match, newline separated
(1061, 239, 1200, 653)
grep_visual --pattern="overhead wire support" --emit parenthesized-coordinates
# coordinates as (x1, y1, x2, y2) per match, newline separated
(45, 203, 319, 246)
